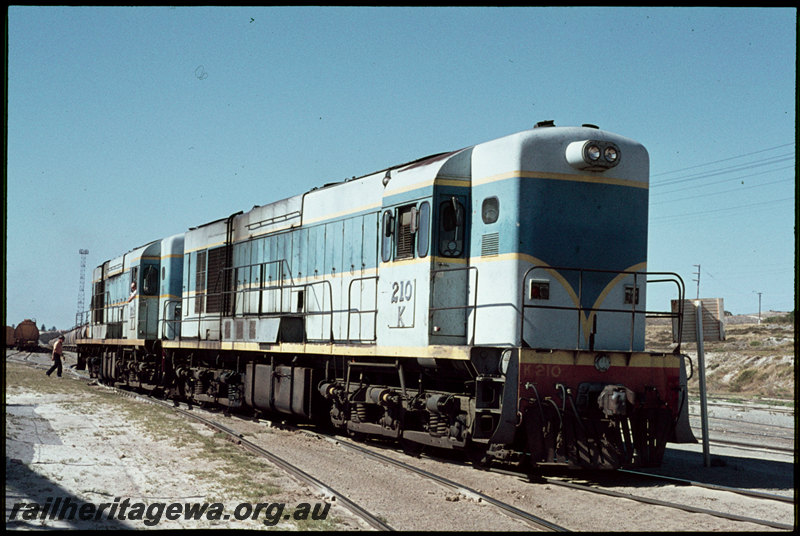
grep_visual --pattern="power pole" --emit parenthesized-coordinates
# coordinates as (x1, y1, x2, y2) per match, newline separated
(693, 264, 701, 299)
(76, 249, 89, 327)
(754, 291, 762, 324)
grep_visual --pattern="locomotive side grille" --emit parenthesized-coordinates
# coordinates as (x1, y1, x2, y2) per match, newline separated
(195, 250, 207, 314)
(235, 319, 244, 340)
(92, 280, 105, 323)
(481, 232, 499, 257)
(206, 247, 227, 313)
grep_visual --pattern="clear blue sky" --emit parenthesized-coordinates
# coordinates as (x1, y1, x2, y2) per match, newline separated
(5, 6, 796, 330)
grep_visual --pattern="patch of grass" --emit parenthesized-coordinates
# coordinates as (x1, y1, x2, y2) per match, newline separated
(729, 368, 758, 392)
(291, 507, 340, 531)
(763, 311, 795, 323)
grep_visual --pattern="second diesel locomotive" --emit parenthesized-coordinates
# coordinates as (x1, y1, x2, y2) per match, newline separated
(76, 122, 695, 470)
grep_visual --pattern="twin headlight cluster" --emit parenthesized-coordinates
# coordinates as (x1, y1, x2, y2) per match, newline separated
(566, 140, 621, 171)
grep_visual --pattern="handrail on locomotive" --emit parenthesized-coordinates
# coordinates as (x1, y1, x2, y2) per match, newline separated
(346, 275, 379, 344)
(520, 266, 686, 353)
(83, 262, 687, 356)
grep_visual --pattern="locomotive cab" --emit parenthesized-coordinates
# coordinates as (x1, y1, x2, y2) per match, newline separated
(124, 241, 162, 341)
(464, 125, 693, 468)
(374, 147, 475, 350)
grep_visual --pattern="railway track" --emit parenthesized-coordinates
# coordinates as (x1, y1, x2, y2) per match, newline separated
(120, 398, 568, 531)
(231, 415, 794, 532)
(6, 354, 563, 531)
(221, 417, 797, 532)
(686, 403, 795, 456)
(292, 410, 795, 531)
(692, 398, 795, 416)
(146, 398, 395, 531)
(5, 350, 39, 361)
(537, 472, 794, 531)
(693, 412, 795, 433)
(617, 469, 794, 504)
(399, 448, 795, 532)
(146, 400, 569, 531)
(6, 351, 795, 531)
(303, 431, 569, 531)
(704, 436, 795, 455)
(6, 353, 389, 530)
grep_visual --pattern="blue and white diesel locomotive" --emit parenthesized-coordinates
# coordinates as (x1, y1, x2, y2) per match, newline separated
(78, 122, 695, 469)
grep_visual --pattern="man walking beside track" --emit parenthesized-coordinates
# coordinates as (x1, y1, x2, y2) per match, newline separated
(47, 335, 65, 378)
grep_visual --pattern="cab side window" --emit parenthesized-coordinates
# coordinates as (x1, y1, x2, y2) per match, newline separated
(142, 265, 159, 296)
(439, 197, 465, 257)
(482, 196, 499, 224)
(417, 201, 430, 258)
(395, 205, 417, 260)
(382, 202, 430, 261)
(381, 210, 393, 263)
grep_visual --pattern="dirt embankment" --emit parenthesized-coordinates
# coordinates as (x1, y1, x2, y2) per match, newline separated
(646, 319, 795, 400)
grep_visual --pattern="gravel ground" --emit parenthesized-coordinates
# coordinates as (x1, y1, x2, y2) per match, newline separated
(4, 357, 366, 530)
(5, 351, 796, 531)
(215, 415, 795, 531)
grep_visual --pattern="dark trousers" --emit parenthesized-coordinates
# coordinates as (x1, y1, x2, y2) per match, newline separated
(47, 355, 63, 377)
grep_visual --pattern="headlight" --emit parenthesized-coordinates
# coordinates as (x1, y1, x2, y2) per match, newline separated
(594, 353, 611, 372)
(566, 140, 621, 171)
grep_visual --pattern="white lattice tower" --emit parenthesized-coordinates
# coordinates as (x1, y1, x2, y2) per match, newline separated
(76, 249, 89, 326)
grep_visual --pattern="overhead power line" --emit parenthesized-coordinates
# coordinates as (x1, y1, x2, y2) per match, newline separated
(651, 153, 793, 188)
(650, 176, 792, 205)
(647, 143, 795, 220)
(649, 196, 793, 222)
(651, 143, 794, 178)
(650, 165, 794, 197)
